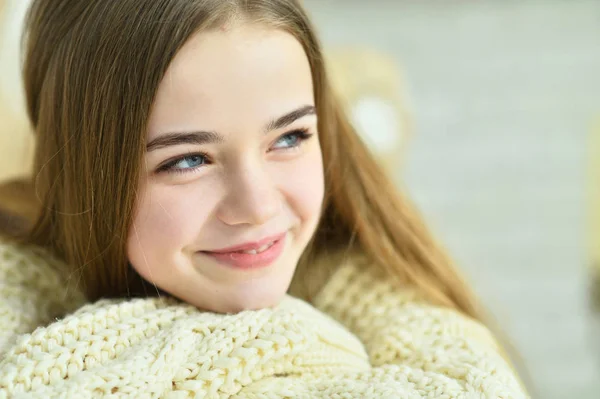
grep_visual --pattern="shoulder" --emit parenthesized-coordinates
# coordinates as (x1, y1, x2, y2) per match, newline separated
(0, 237, 87, 353)
(315, 255, 495, 345)
(0, 236, 77, 291)
(313, 255, 529, 395)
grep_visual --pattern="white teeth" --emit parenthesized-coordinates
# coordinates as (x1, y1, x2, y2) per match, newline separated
(256, 244, 270, 252)
(239, 241, 275, 255)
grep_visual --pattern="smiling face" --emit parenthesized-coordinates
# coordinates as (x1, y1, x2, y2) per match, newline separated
(126, 23, 324, 313)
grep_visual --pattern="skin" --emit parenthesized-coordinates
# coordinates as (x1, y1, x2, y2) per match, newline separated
(127, 23, 325, 314)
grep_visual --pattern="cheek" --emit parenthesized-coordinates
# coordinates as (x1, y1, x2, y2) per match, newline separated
(127, 181, 218, 266)
(275, 146, 325, 225)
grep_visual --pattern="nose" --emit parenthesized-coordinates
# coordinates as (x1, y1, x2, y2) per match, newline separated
(216, 161, 282, 226)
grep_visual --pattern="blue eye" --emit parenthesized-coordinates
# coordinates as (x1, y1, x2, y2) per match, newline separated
(158, 153, 208, 174)
(272, 129, 313, 150)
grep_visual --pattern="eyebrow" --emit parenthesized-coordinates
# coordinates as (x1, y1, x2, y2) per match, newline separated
(146, 130, 223, 152)
(264, 104, 316, 133)
(146, 104, 316, 152)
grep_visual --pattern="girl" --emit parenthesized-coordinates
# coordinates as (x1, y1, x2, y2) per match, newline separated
(0, 0, 528, 397)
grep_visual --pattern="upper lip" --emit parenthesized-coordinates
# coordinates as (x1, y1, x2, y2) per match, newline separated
(202, 232, 286, 253)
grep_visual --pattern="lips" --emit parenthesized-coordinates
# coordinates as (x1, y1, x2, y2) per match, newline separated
(200, 232, 287, 270)
(233, 240, 276, 255)
(206, 233, 285, 254)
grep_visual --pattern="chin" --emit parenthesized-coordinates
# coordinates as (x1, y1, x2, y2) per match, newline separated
(217, 266, 297, 314)
(223, 290, 286, 314)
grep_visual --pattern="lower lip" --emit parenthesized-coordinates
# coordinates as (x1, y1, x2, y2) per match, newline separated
(201, 234, 287, 270)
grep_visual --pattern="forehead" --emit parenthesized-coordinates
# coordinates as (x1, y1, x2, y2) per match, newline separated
(147, 24, 315, 139)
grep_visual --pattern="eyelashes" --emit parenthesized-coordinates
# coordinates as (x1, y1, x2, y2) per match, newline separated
(156, 152, 209, 174)
(269, 128, 313, 151)
(156, 128, 315, 175)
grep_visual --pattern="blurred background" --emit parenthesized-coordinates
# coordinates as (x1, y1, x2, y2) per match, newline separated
(304, 1, 600, 398)
(1, 0, 599, 398)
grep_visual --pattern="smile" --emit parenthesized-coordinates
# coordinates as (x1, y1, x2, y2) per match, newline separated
(234, 240, 276, 255)
(200, 232, 287, 270)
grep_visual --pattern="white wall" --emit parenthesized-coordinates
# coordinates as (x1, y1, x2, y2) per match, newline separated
(0, 0, 33, 181)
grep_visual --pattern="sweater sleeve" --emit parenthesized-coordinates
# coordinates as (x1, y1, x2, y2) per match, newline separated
(312, 259, 529, 398)
(0, 239, 86, 355)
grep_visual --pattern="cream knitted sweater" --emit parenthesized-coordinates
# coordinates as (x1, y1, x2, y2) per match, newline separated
(0, 239, 527, 398)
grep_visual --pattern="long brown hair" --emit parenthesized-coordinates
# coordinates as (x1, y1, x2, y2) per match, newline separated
(2, 0, 481, 320)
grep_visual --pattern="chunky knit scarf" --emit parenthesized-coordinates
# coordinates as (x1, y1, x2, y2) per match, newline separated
(0, 239, 527, 398)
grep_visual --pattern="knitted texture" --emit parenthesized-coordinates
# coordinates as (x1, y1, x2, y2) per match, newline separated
(0, 239, 528, 398)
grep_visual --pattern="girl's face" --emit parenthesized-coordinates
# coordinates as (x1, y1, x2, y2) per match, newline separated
(127, 24, 324, 313)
